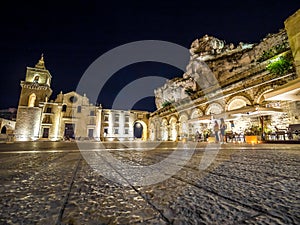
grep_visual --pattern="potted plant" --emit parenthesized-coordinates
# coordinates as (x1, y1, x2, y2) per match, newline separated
(244, 125, 262, 144)
(203, 129, 214, 142)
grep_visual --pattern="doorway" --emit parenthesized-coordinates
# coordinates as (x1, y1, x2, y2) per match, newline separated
(64, 123, 75, 139)
(88, 129, 94, 138)
(42, 128, 49, 138)
(1, 126, 7, 134)
(134, 122, 143, 139)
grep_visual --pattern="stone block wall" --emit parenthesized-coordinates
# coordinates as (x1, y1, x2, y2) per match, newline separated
(15, 107, 42, 141)
(285, 9, 300, 77)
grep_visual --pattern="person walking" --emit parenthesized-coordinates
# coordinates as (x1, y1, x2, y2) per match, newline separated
(214, 120, 220, 143)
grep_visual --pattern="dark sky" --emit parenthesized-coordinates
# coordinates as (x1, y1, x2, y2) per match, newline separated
(0, 1, 299, 112)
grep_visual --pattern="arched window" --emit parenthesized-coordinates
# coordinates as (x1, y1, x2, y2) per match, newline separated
(28, 93, 36, 107)
(62, 105, 67, 112)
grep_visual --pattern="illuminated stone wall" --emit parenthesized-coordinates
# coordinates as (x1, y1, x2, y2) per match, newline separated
(287, 101, 300, 124)
(285, 9, 300, 77)
(151, 19, 297, 141)
(15, 106, 42, 141)
(285, 9, 300, 126)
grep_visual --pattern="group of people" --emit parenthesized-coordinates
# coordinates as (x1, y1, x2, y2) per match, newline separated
(194, 118, 227, 143)
(213, 118, 227, 143)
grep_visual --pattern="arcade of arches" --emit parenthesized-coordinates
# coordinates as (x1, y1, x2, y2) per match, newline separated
(149, 91, 293, 141)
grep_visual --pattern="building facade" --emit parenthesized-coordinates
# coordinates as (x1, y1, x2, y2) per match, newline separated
(149, 11, 300, 142)
(14, 56, 149, 141)
(13, 9, 300, 142)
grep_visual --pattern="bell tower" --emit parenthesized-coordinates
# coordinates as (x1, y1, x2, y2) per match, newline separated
(15, 55, 53, 141)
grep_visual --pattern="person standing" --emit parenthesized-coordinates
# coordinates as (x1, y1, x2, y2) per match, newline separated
(195, 131, 200, 142)
(214, 120, 220, 143)
(220, 118, 227, 143)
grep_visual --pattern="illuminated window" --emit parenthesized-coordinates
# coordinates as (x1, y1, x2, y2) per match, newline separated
(90, 118, 95, 125)
(104, 114, 109, 121)
(46, 107, 52, 113)
(125, 115, 129, 123)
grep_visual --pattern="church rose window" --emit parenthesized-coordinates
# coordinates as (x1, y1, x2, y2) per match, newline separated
(69, 96, 77, 103)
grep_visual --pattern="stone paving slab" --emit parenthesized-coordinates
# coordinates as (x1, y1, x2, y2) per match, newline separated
(0, 152, 80, 225)
(62, 160, 164, 225)
(0, 142, 299, 224)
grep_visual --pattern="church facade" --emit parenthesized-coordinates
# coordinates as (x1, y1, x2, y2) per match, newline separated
(14, 56, 149, 141)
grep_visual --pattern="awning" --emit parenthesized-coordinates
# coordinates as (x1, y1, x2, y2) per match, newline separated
(264, 77, 300, 101)
(188, 115, 211, 123)
(187, 105, 283, 123)
(227, 106, 283, 118)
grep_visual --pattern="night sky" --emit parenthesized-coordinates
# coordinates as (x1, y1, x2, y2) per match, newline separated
(0, 1, 299, 112)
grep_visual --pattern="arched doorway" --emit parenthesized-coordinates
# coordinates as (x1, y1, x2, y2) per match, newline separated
(161, 119, 168, 141)
(179, 114, 188, 140)
(190, 108, 203, 136)
(133, 120, 147, 140)
(169, 117, 178, 141)
(134, 122, 143, 139)
(1, 126, 7, 134)
(149, 122, 155, 141)
(227, 96, 252, 133)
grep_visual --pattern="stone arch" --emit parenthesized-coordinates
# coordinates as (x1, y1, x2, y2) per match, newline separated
(134, 120, 147, 141)
(254, 86, 274, 104)
(191, 108, 203, 119)
(169, 115, 178, 123)
(149, 122, 156, 141)
(169, 116, 178, 141)
(179, 113, 189, 121)
(1, 125, 13, 134)
(179, 113, 189, 139)
(28, 93, 36, 107)
(226, 95, 251, 111)
(1, 126, 6, 134)
(205, 102, 224, 115)
(161, 118, 168, 141)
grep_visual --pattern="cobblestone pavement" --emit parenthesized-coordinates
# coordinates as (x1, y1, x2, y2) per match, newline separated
(0, 142, 299, 224)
